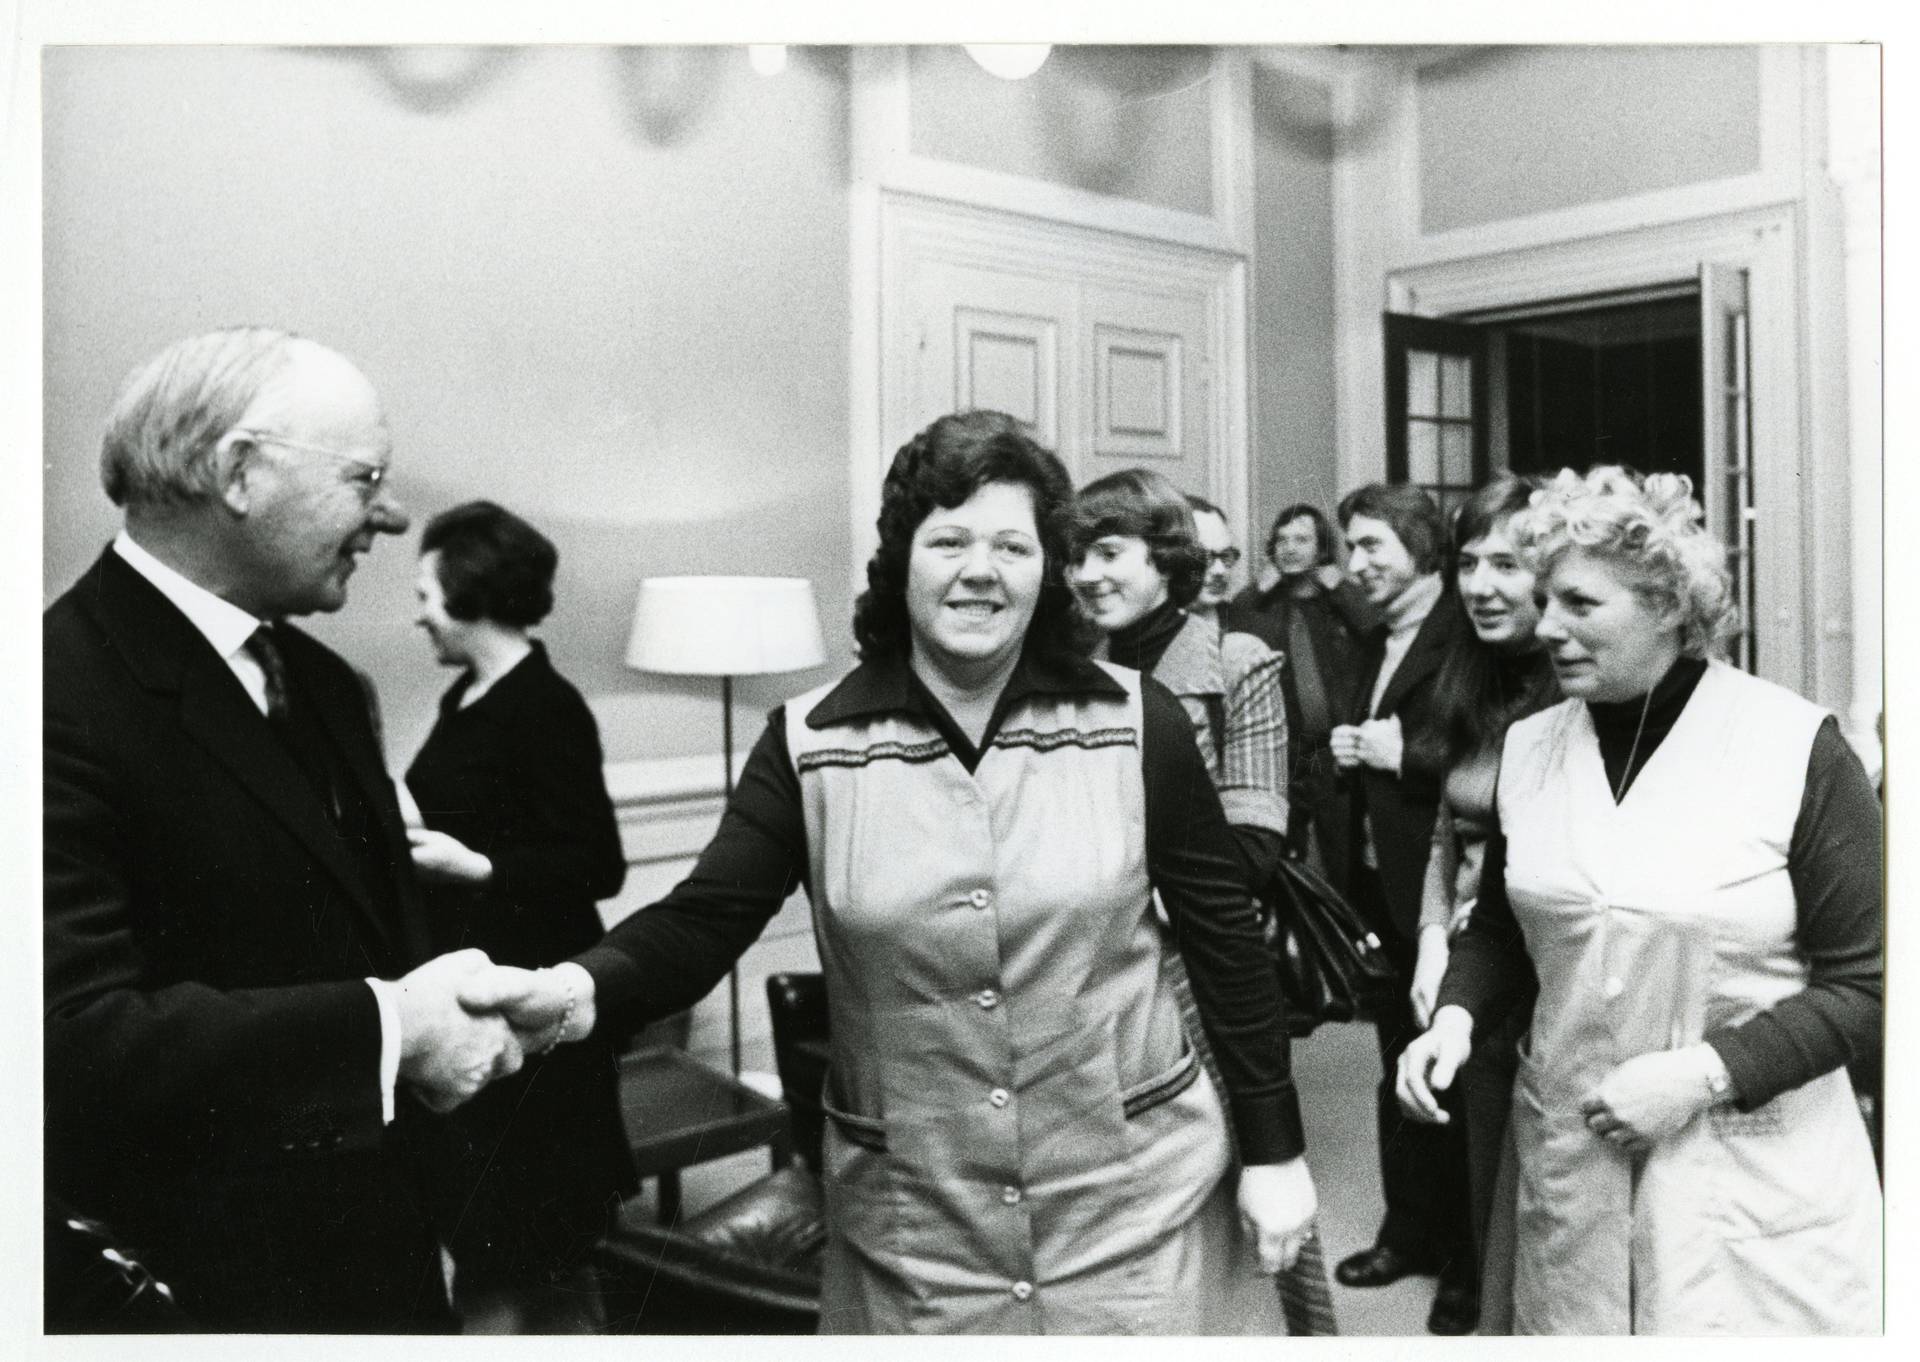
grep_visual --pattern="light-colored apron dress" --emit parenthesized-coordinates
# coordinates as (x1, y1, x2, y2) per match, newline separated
(787, 664, 1247, 1333)
(1495, 662, 1881, 1334)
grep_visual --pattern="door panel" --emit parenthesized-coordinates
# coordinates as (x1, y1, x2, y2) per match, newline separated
(1081, 284, 1212, 496)
(1699, 263, 1755, 672)
(954, 306, 1060, 445)
(873, 198, 1247, 579)
(889, 211, 1228, 497)
(907, 261, 1076, 454)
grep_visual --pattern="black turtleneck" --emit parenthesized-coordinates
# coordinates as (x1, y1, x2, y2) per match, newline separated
(1107, 597, 1186, 675)
(1589, 654, 1708, 802)
(1439, 662, 1883, 1114)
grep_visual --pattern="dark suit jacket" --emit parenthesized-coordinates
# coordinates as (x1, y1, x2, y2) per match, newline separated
(1343, 587, 1463, 943)
(1225, 575, 1376, 752)
(43, 547, 452, 1332)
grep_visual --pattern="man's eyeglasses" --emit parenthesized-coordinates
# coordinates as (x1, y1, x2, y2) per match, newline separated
(233, 429, 390, 493)
(1203, 548, 1242, 568)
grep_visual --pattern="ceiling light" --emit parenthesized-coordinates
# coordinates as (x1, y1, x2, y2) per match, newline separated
(964, 45, 1052, 81)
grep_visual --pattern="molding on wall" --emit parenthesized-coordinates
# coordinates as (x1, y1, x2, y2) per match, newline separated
(868, 193, 1252, 557)
(853, 46, 1252, 257)
(1395, 47, 1806, 271)
(849, 45, 1256, 596)
(604, 752, 737, 868)
(1329, 57, 1417, 490)
(1385, 205, 1811, 698)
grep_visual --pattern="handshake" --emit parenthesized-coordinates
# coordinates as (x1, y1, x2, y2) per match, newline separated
(392, 949, 599, 1112)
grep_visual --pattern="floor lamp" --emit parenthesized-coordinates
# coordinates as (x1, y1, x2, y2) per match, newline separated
(624, 576, 827, 1074)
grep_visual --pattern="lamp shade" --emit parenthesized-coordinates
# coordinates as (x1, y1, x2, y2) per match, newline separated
(624, 576, 828, 677)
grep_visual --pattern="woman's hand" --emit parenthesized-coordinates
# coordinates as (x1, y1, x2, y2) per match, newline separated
(1409, 925, 1450, 1030)
(1238, 1157, 1318, 1273)
(407, 828, 494, 885)
(1579, 1046, 1721, 1155)
(1396, 1005, 1473, 1124)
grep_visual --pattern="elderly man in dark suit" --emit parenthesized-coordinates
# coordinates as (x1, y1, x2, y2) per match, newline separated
(44, 327, 526, 1331)
(1325, 482, 1478, 1335)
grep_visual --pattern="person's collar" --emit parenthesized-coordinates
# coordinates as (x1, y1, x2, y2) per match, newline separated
(113, 529, 264, 660)
(1383, 571, 1443, 634)
(1589, 652, 1706, 733)
(806, 641, 1119, 729)
(1148, 611, 1225, 699)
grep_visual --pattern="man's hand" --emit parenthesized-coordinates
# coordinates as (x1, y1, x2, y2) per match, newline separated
(1579, 1046, 1721, 1155)
(395, 948, 523, 1112)
(1238, 1158, 1319, 1273)
(458, 961, 598, 1055)
(407, 828, 492, 885)
(1396, 1005, 1473, 1124)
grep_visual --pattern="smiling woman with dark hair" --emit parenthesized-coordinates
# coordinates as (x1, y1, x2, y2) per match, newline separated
(458, 411, 1318, 1334)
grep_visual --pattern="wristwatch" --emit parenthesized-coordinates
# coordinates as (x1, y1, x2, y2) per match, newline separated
(1700, 1047, 1734, 1106)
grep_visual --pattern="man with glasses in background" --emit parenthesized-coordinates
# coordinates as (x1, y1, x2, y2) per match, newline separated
(44, 326, 524, 1331)
(1184, 493, 1242, 631)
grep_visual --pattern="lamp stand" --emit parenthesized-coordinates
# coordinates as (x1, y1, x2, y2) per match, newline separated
(721, 674, 741, 1076)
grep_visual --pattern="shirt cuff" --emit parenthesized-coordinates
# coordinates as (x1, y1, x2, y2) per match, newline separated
(1228, 1082, 1307, 1164)
(364, 977, 402, 1125)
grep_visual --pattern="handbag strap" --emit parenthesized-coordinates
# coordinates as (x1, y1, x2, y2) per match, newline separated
(1203, 693, 1227, 767)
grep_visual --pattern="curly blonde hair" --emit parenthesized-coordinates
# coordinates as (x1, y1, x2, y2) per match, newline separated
(1509, 465, 1738, 659)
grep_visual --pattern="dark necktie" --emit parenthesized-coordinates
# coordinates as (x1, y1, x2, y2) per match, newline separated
(243, 626, 291, 722)
(244, 625, 341, 822)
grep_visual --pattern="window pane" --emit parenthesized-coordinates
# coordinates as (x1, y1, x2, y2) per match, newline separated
(1407, 350, 1440, 417)
(1440, 423, 1474, 486)
(1441, 354, 1473, 418)
(1407, 419, 1441, 484)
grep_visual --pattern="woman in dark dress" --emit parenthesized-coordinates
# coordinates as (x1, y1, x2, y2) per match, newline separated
(404, 500, 636, 1333)
(1402, 475, 1557, 1331)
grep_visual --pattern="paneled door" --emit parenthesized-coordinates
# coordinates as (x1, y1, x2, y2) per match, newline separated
(863, 194, 1247, 575)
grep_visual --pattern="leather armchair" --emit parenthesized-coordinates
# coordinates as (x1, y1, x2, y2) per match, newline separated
(596, 973, 830, 1332)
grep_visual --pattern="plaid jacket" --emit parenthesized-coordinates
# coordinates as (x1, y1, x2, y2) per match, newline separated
(1152, 612, 1290, 838)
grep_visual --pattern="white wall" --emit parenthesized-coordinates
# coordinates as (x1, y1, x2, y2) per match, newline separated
(42, 45, 859, 771)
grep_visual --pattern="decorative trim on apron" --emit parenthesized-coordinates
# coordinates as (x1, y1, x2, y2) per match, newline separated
(797, 738, 952, 773)
(1120, 1048, 1200, 1119)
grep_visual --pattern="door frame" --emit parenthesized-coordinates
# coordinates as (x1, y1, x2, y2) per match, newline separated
(1382, 205, 1811, 696)
(848, 46, 1255, 596)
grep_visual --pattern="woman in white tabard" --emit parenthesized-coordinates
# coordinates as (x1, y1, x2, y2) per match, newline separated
(1396, 465, 1882, 1334)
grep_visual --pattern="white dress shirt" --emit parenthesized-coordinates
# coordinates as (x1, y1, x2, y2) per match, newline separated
(112, 532, 404, 1122)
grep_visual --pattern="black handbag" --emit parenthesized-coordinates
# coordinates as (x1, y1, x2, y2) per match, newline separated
(1257, 854, 1397, 1037)
(1194, 692, 1392, 1036)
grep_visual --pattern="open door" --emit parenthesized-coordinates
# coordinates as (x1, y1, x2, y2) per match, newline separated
(1699, 264, 1756, 672)
(1383, 312, 1489, 521)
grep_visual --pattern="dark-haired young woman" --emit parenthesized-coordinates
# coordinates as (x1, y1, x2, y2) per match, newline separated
(1402, 476, 1557, 1332)
(404, 500, 635, 1333)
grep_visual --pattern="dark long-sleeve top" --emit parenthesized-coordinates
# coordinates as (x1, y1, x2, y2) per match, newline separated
(1438, 656, 1883, 1111)
(578, 645, 1306, 1163)
(406, 641, 626, 965)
